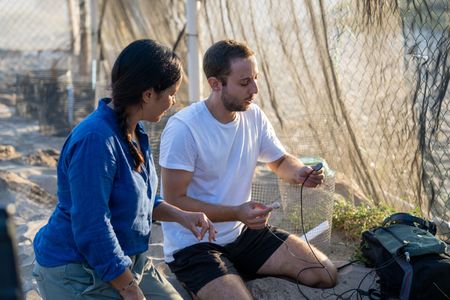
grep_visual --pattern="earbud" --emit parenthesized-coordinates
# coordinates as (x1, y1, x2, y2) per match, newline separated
(269, 201, 281, 209)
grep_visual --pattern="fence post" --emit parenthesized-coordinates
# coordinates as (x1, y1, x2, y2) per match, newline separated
(186, 0, 201, 103)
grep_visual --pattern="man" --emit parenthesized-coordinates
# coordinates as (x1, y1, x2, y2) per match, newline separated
(159, 39, 337, 300)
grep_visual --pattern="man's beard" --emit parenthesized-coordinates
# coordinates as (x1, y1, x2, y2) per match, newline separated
(221, 87, 249, 112)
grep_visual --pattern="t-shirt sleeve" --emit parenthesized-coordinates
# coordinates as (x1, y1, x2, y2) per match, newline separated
(159, 118, 197, 172)
(257, 108, 286, 163)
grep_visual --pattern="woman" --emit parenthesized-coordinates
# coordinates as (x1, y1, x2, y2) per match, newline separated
(33, 39, 216, 300)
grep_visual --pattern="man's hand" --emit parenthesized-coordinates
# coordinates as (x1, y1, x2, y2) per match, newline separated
(293, 166, 324, 187)
(236, 202, 273, 229)
(178, 211, 217, 242)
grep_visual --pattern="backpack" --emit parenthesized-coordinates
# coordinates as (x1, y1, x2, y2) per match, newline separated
(361, 212, 450, 299)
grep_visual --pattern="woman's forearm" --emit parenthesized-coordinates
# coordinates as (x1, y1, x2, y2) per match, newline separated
(152, 200, 186, 222)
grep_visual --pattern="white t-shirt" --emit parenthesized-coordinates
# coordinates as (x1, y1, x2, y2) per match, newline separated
(159, 101, 286, 262)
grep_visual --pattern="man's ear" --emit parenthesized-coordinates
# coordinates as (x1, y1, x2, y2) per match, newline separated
(207, 77, 222, 92)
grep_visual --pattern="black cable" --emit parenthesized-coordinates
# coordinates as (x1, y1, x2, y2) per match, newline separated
(327, 252, 400, 299)
(337, 260, 360, 271)
(296, 167, 337, 298)
(267, 166, 336, 300)
(295, 265, 338, 299)
(267, 225, 319, 264)
(267, 165, 401, 299)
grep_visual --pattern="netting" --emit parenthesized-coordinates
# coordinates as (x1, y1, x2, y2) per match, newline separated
(0, 0, 448, 242)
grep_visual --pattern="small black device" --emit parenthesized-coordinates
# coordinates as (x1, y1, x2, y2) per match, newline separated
(313, 162, 323, 172)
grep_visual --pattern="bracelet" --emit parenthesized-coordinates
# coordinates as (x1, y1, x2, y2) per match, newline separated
(120, 278, 138, 293)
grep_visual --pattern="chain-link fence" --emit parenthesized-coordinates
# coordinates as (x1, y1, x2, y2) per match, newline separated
(193, 0, 450, 241)
(0, 0, 448, 242)
(0, 0, 96, 136)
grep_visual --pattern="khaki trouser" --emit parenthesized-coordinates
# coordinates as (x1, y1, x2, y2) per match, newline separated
(32, 254, 183, 300)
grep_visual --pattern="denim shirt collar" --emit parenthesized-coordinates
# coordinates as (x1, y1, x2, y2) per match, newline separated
(97, 98, 150, 151)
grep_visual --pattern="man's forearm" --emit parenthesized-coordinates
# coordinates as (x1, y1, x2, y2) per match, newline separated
(269, 154, 305, 183)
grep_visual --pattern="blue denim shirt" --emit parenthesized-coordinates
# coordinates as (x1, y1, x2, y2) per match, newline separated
(33, 98, 163, 281)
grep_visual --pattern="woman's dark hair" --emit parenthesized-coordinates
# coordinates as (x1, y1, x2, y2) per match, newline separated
(111, 39, 182, 172)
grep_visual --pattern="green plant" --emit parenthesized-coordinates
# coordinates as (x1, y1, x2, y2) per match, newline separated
(332, 200, 394, 264)
(287, 205, 325, 233)
(332, 199, 424, 263)
(332, 199, 394, 240)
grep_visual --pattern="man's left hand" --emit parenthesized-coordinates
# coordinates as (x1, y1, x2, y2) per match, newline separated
(293, 166, 324, 187)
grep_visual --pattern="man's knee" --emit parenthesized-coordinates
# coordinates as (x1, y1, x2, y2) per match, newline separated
(196, 274, 252, 300)
(313, 260, 338, 288)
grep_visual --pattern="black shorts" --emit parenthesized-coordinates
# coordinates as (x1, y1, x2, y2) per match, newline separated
(167, 226, 289, 294)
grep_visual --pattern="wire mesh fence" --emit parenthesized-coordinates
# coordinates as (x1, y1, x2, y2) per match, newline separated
(251, 158, 336, 249)
(0, 0, 448, 244)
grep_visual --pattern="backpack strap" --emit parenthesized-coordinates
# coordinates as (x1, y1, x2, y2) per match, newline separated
(382, 213, 437, 235)
(394, 255, 414, 300)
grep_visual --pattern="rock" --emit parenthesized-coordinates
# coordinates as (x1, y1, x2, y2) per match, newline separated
(246, 277, 319, 300)
(246, 263, 378, 300)
(25, 289, 41, 300)
(0, 170, 56, 207)
(0, 144, 20, 160)
(0, 92, 16, 106)
(24, 149, 59, 168)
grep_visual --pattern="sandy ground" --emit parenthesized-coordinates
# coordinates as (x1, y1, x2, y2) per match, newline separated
(0, 98, 377, 300)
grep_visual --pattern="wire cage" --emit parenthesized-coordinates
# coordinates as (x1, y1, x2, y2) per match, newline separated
(15, 70, 95, 137)
(251, 157, 335, 250)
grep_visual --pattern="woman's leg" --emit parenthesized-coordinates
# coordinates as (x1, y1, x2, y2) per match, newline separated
(32, 262, 120, 300)
(134, 255, 183, 300)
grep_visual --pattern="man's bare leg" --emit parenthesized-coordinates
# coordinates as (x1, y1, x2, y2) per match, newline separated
(196, 274, 253, 300)
(257, 234, 337, 287)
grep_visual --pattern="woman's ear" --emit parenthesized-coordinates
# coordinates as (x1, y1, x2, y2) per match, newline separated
(142, 89, 153, 103)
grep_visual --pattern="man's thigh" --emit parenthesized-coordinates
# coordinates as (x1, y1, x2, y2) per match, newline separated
(226, 226, 289, 277)
(256, 233, 337, 287)
(168, 243, 240, 295)
(168, 227, 289, 295)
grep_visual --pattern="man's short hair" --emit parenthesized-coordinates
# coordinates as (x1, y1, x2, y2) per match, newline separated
(203, 40, 255, 84)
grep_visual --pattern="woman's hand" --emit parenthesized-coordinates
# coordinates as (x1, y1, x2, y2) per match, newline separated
(179, 211, 217, 242)
(119, 283, 146, 300)
(111, 270, 146, 300)
(235, 202, 272, 229)
(152, 201, 216, 241)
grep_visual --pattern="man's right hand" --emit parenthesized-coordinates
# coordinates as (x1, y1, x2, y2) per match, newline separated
(235, 202, 273, 229)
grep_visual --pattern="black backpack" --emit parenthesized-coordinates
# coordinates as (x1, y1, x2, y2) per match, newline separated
(361, 213, 450, 299)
